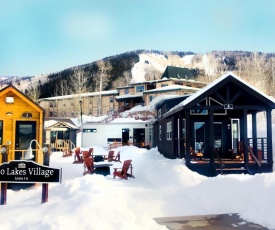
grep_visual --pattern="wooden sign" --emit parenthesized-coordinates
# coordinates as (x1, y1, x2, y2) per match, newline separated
(0, 160, 62, 183)
(224, 104, 233, 110)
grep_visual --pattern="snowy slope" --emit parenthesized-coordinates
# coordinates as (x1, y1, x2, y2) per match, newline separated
(131, 53, 194, 83)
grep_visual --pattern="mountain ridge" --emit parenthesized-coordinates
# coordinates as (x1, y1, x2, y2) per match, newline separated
(1, 49, 274, 99)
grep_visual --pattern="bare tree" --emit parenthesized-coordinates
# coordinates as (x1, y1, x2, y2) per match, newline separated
(145, 69, 162, 81)
(26, 85, 41, 103)
(54, 79, 70, 116)
(235, 52, 269, 92)
(69, 68, 90, 119)
(202, 53, 221, 83)
(95, 60, 112, 115)
(69, 68, 90, 95)
(112, 71, 132, 88)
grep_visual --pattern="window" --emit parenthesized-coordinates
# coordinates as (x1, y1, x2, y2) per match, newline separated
(182, 119, 186, 138)
(161, 84, 168, 87)
(83, 129, 97, 133)
(175, 81, 183, 86)
(190, 98, 208, 115)
(159, 125, 162, 140)
(110, 97, 114, 103)
(136, 85, 144, 92)
(167, 122, 172, 140)
(149, 95, 155, 102)
(107, 138, 122, 143)
(194, 122, 205, 153)
(158, 109, 161, 118)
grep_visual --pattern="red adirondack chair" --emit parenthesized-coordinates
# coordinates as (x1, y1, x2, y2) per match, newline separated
(83, 157, 95, 175)
(88, 148, 94, 157)
(104, 150, 121, 162)
(73, 147, 83, 164)
(113, 159, 135, 180)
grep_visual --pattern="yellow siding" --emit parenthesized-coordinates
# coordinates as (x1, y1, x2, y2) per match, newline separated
(0, 86, 44, 164)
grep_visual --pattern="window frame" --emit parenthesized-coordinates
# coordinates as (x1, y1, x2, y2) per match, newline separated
(166, 122, 172, 140)
(136, 85, 145, 92)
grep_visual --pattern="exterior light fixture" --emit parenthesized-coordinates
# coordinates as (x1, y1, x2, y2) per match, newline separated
(1, 146, 7, 154)
(25, 139, 48, 160)
(6, 112, 13, 116)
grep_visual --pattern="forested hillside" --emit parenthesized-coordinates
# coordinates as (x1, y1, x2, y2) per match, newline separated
(1, 50, 275, 101)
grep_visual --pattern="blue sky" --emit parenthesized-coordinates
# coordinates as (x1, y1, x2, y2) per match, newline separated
(1, 0, 275, 76)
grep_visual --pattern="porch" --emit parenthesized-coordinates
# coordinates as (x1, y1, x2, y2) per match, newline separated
(179, 137, 272, 176)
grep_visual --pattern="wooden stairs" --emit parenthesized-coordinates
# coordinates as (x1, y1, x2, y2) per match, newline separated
(214, 162, 251, 175)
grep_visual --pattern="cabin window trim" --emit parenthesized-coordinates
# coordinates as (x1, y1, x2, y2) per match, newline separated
(194, 122, 205, 153)
(167, 122, 172, 140)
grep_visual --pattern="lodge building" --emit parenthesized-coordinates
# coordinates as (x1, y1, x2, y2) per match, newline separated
(38, 66, 207, 117)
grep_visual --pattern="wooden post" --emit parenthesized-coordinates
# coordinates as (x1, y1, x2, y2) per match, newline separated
(41, 184, 48, 204)
(42, 145, 50, 204)
(1, 145, 8, 205)
(0, 183, 7, 205)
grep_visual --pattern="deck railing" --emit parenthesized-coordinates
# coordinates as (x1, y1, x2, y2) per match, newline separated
(52, 139, 75, 152)
(247, 138, 267, 161)
(108, 141, 150, 150)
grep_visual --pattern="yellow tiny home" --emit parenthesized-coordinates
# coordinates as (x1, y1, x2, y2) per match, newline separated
(0, 85, 44, 164)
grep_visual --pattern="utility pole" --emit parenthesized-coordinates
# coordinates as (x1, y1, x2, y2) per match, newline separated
(98, 71, 102, 116)
(79, 100, 83, 124)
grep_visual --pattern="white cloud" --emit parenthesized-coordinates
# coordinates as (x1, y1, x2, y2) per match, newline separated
(61, 12, 112, 41)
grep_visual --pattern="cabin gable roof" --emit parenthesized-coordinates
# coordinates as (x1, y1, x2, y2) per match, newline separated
(0, 84, 44, 113)
(163, 72, 275, 117)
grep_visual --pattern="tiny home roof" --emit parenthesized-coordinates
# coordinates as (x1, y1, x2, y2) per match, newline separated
(44, 117, 78, 128)
(0, 84, 44, 112)
(163, 72, 275, 117)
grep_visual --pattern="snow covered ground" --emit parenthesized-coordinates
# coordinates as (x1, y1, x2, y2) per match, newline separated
(0, 136, 275, 229)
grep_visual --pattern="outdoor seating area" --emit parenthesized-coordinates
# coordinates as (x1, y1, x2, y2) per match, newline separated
(73, 147, 134, 179)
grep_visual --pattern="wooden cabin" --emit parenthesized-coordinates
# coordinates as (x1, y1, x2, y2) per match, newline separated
(0, 85, 45, 164)
(44, 117, 78, 152)
(153, 72, 275, 176)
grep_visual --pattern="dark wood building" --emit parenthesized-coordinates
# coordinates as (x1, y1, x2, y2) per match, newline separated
(153, 72, 275, 176)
